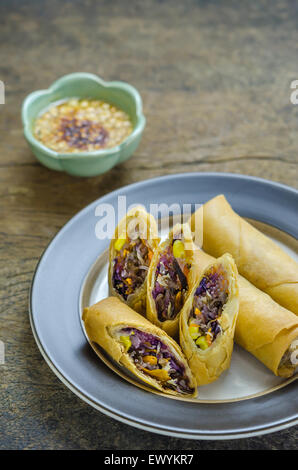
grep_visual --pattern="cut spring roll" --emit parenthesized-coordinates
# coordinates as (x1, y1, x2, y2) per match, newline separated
(83, 297, 197, 397)
(180, 253, 239, 386)
(109, 206, 159, 315)
(192, 249, 298, 378)
(190, 194, 298, 315)
(146, 223, 199, 337)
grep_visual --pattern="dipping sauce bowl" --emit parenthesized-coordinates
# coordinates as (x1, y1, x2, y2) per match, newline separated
(22, 73, 146, 177)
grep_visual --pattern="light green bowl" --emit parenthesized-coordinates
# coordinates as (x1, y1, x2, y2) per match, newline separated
(22, 73, 146, 177)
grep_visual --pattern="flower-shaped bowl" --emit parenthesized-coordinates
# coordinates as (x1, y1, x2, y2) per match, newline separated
(22, 73, 146, 177)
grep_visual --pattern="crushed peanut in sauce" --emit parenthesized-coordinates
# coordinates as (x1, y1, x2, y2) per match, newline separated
(34, 98, 133, 153)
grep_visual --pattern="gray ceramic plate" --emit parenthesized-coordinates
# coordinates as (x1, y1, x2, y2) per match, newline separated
(30, 173, 298, 439)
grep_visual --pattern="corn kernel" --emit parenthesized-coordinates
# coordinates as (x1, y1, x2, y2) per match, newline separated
(173, 240, 185, 258)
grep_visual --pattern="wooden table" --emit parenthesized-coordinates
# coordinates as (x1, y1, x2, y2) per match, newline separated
(1, 0, 297, 450)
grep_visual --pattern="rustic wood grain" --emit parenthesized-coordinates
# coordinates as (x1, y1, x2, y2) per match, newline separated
(0, 0, 297, 450)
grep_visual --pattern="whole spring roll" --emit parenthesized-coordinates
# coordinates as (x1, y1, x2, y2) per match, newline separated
(109, 206, 159, 315)
(192, 249, 298, 378)
(83, 297, 197, 397)
(190, 194, 298, 315)
(180, 253, 239, 386)
(146, 223, 199, 337)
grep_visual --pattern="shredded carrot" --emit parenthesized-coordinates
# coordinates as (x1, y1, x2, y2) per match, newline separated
(183, 265, 189, 277)
(143, 355, 157, 365)
(143, 368, 170, 381)
(206, 329, 213, 346)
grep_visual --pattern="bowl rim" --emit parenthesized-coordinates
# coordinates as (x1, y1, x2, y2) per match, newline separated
(21, 72, 146, 160)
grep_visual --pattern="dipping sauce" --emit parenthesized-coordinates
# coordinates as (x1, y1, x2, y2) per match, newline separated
(33, 98, 133, 153)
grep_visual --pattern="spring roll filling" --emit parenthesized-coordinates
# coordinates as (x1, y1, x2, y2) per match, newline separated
(152, 235, 190, 322)
(112, 237, 153, 300)
(279, 338, 298, 371)
(188, 264, 229, 350)
(115, 327, 195, 394)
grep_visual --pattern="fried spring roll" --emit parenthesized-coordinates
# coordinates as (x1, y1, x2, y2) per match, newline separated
(83, 297, 197, 397)
(180, 253, 239, 386)
(109, 206, 159, 315)
(146, 223, 199, 337)
(192, 250, 298, 378)
(190, 194, 298, 315)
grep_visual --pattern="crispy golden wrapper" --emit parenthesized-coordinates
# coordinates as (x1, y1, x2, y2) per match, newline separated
(190, 194, 298, 315)
(82, 297, 197, 397)
(180, 253, 239, 386)
(109, 206, 159, 315)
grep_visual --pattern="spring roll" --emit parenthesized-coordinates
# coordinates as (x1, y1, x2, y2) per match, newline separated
(180, 253, 239, 386)
(82, 297, 197, 397)
(109, 206, 159, 315)
(190, 194, 298, 315)
(192, 249, 298, 378)
(146, 223, 199, 337)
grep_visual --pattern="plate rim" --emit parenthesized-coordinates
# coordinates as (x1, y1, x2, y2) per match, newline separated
(29, 172, 298, 440)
